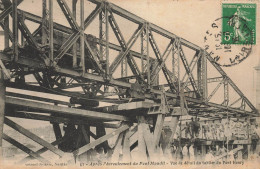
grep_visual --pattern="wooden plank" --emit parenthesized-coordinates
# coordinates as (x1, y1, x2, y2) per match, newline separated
(6, 92, 74, 106)
(52, 123, 62, 140)
(5, 96, 129, 121)
(81, 125, 90, 144)
(162, 116, 179, 153)
(111, 132, 123, 162)
(72, 125, 129, 156)
(142, 122, 155, 159)
(6, 111, 120, 129)
(0, 60, 11, 79)
(19, 132, 77, 164)
(96, 123, 110, 152)
(4, 117, 64, 157)
(122, 129, 131, 162)
(80, 125, 91, 161)
(3, 134, 50, 164)
(137, 116, 147, 161)
(153, 114, 165, 150)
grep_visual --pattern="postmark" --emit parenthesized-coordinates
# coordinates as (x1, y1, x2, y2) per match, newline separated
(222, 3, 256, 45)
(204, 18, 253, 67)
(203, 3, 256, 67)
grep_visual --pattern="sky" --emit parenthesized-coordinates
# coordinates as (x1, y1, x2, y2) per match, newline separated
(0, 0, 259, 128)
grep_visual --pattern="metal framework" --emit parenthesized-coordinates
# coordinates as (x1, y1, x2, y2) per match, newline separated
(0, 0, 258, 164)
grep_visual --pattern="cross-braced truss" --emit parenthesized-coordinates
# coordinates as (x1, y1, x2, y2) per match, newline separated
(0, 0, 258, 164)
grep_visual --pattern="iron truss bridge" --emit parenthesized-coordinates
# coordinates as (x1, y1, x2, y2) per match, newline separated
(0, 0, 258, 163)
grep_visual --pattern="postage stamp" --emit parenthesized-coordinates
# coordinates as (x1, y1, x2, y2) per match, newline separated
(222, 3, 256, 45)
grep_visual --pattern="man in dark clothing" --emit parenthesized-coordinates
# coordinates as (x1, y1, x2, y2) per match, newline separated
(189, 117, 195, 138)
(194, 118, 201, 138)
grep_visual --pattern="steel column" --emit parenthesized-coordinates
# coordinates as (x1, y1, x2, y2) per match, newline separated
(4, 16, 9, 48)
(224, 79, 229, 106)
(99, 3, 109, 76)
(49, 0, 54, 63)
(197, 50, 207, 100)
(72, 0, 77, 68)
(12, 0, 18, 61)
(80, 0, 85, 74)
(172, 39, 180, 92)
(42, 0, 48, 45)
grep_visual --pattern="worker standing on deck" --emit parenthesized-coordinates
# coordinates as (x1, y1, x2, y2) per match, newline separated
(215, 120, 220, 140)
(251, 123, 259, 154)
(207, 121, 213, 139)
(184, 122, 191, 139)
(189, 117, 195, 138)
(211, 120, 217, 140)
(194, 118, 201, 138)
(224, 117, 231, 140)
(202, 121, 207, 139)
(219, 119, 225, 140)
(174, 122, 181, 140)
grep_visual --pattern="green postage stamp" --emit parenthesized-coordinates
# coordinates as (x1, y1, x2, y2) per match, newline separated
(222, 3, 256, 45)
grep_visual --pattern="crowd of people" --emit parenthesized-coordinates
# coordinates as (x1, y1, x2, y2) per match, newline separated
(167, 117, 260, 161)
(169, 143, 230, 161)
(173, 117, 259, 141)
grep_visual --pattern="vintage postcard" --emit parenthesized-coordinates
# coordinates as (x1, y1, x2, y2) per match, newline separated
(0, 0, 259, 169)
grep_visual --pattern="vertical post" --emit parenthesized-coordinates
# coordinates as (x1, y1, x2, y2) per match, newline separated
(80, 0, 85, 75)
(173, 39, 180, 93)
(52, 123, 62, 140)
(72, 0, 78, 68)
(121, 57, 127, 77)
(197, 50, 207, 100)
(42, 0, 48, 45)
(49, 0, 54, 64)
(145, 23, 150, 86)
(96, 124, 109, 153)
(12, 0, 18, 62)
(162, 116, 179, 153)
(0, 69, 6, 162)
(99, 10, 104, 61)
(20, 14, 25, 47)
(224, 79, 229, 106)
(99, 3, 109, 92)
(141, 32, 144, 73)
(122, 129, 131, 162)
(137, 116, 147, 162)
(4, 16, 9, 49)
(153, 114, 165, 152)
(105, 3, 109, 77)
